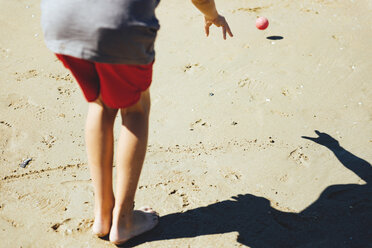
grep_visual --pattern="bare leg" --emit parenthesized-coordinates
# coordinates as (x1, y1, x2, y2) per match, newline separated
(85, 96, 118, 237)
(109, 89, 159, 244)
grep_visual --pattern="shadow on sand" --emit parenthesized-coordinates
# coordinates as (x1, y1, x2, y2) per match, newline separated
(121, 131, 372, 248)
(266, 36, 284, 40)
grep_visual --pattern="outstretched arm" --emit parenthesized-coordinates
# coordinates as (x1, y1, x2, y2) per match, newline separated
(302, 130, 372, 184)
(191, 0, 233, 40)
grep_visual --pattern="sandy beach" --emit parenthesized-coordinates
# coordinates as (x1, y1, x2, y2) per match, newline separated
(1, 0, 372, 247)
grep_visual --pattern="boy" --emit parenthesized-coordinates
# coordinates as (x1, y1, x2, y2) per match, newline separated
(41, 0, 232, 244)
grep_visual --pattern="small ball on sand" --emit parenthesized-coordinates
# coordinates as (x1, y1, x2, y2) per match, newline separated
(256, 17, 269, 30)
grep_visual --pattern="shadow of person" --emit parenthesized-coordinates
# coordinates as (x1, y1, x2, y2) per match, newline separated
(121, 131, 372, 248)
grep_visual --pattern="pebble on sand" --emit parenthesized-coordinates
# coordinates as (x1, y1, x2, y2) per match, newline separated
(20, 158, 32, 168)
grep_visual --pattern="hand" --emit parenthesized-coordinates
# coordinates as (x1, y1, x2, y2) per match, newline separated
(302, 130, 340, 147)
(204, 14, 233, 40)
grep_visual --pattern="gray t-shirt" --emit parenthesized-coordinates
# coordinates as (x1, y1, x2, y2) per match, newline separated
(41, 0, 160, 64)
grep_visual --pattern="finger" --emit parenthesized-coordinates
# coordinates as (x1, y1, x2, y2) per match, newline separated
(222, 26, 227, 40)
(225, 23, 233, 37)
(315, 130, 321, 135)
(205, 22, 212, 37)
(301, 136, 316, 141)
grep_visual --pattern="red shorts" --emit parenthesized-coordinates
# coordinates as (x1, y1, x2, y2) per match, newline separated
(56, 54, 153, 109)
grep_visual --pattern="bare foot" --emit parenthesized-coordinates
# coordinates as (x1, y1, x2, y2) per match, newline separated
(109, 207, 159, 245)
(92, 211, 112, 237)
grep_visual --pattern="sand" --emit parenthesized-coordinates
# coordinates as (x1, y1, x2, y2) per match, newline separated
(1, 0, 372, 247)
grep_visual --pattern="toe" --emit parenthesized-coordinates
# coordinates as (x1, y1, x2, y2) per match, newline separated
(94, 232, 108, 238)
(139, 206, 156, 213)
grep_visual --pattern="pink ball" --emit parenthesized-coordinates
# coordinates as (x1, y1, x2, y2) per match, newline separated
(256, 17, 269, 30)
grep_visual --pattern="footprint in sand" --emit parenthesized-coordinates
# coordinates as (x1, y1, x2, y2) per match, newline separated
(19, 193, 68, 214)
(237, 77, 270, 102)
(51, 218, 93, 234)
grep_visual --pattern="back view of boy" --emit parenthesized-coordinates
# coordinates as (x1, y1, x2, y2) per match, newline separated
(41, 0, 232, 245)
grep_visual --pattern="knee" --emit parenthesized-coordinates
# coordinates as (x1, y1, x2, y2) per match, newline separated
(121, 90, 151, 117)
(90, 95, 118, 120)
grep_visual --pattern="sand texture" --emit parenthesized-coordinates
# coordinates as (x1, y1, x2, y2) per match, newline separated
(1, 0, 372, 247)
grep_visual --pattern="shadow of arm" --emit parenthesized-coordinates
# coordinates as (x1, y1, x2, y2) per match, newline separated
(302, 130, 372, 184)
